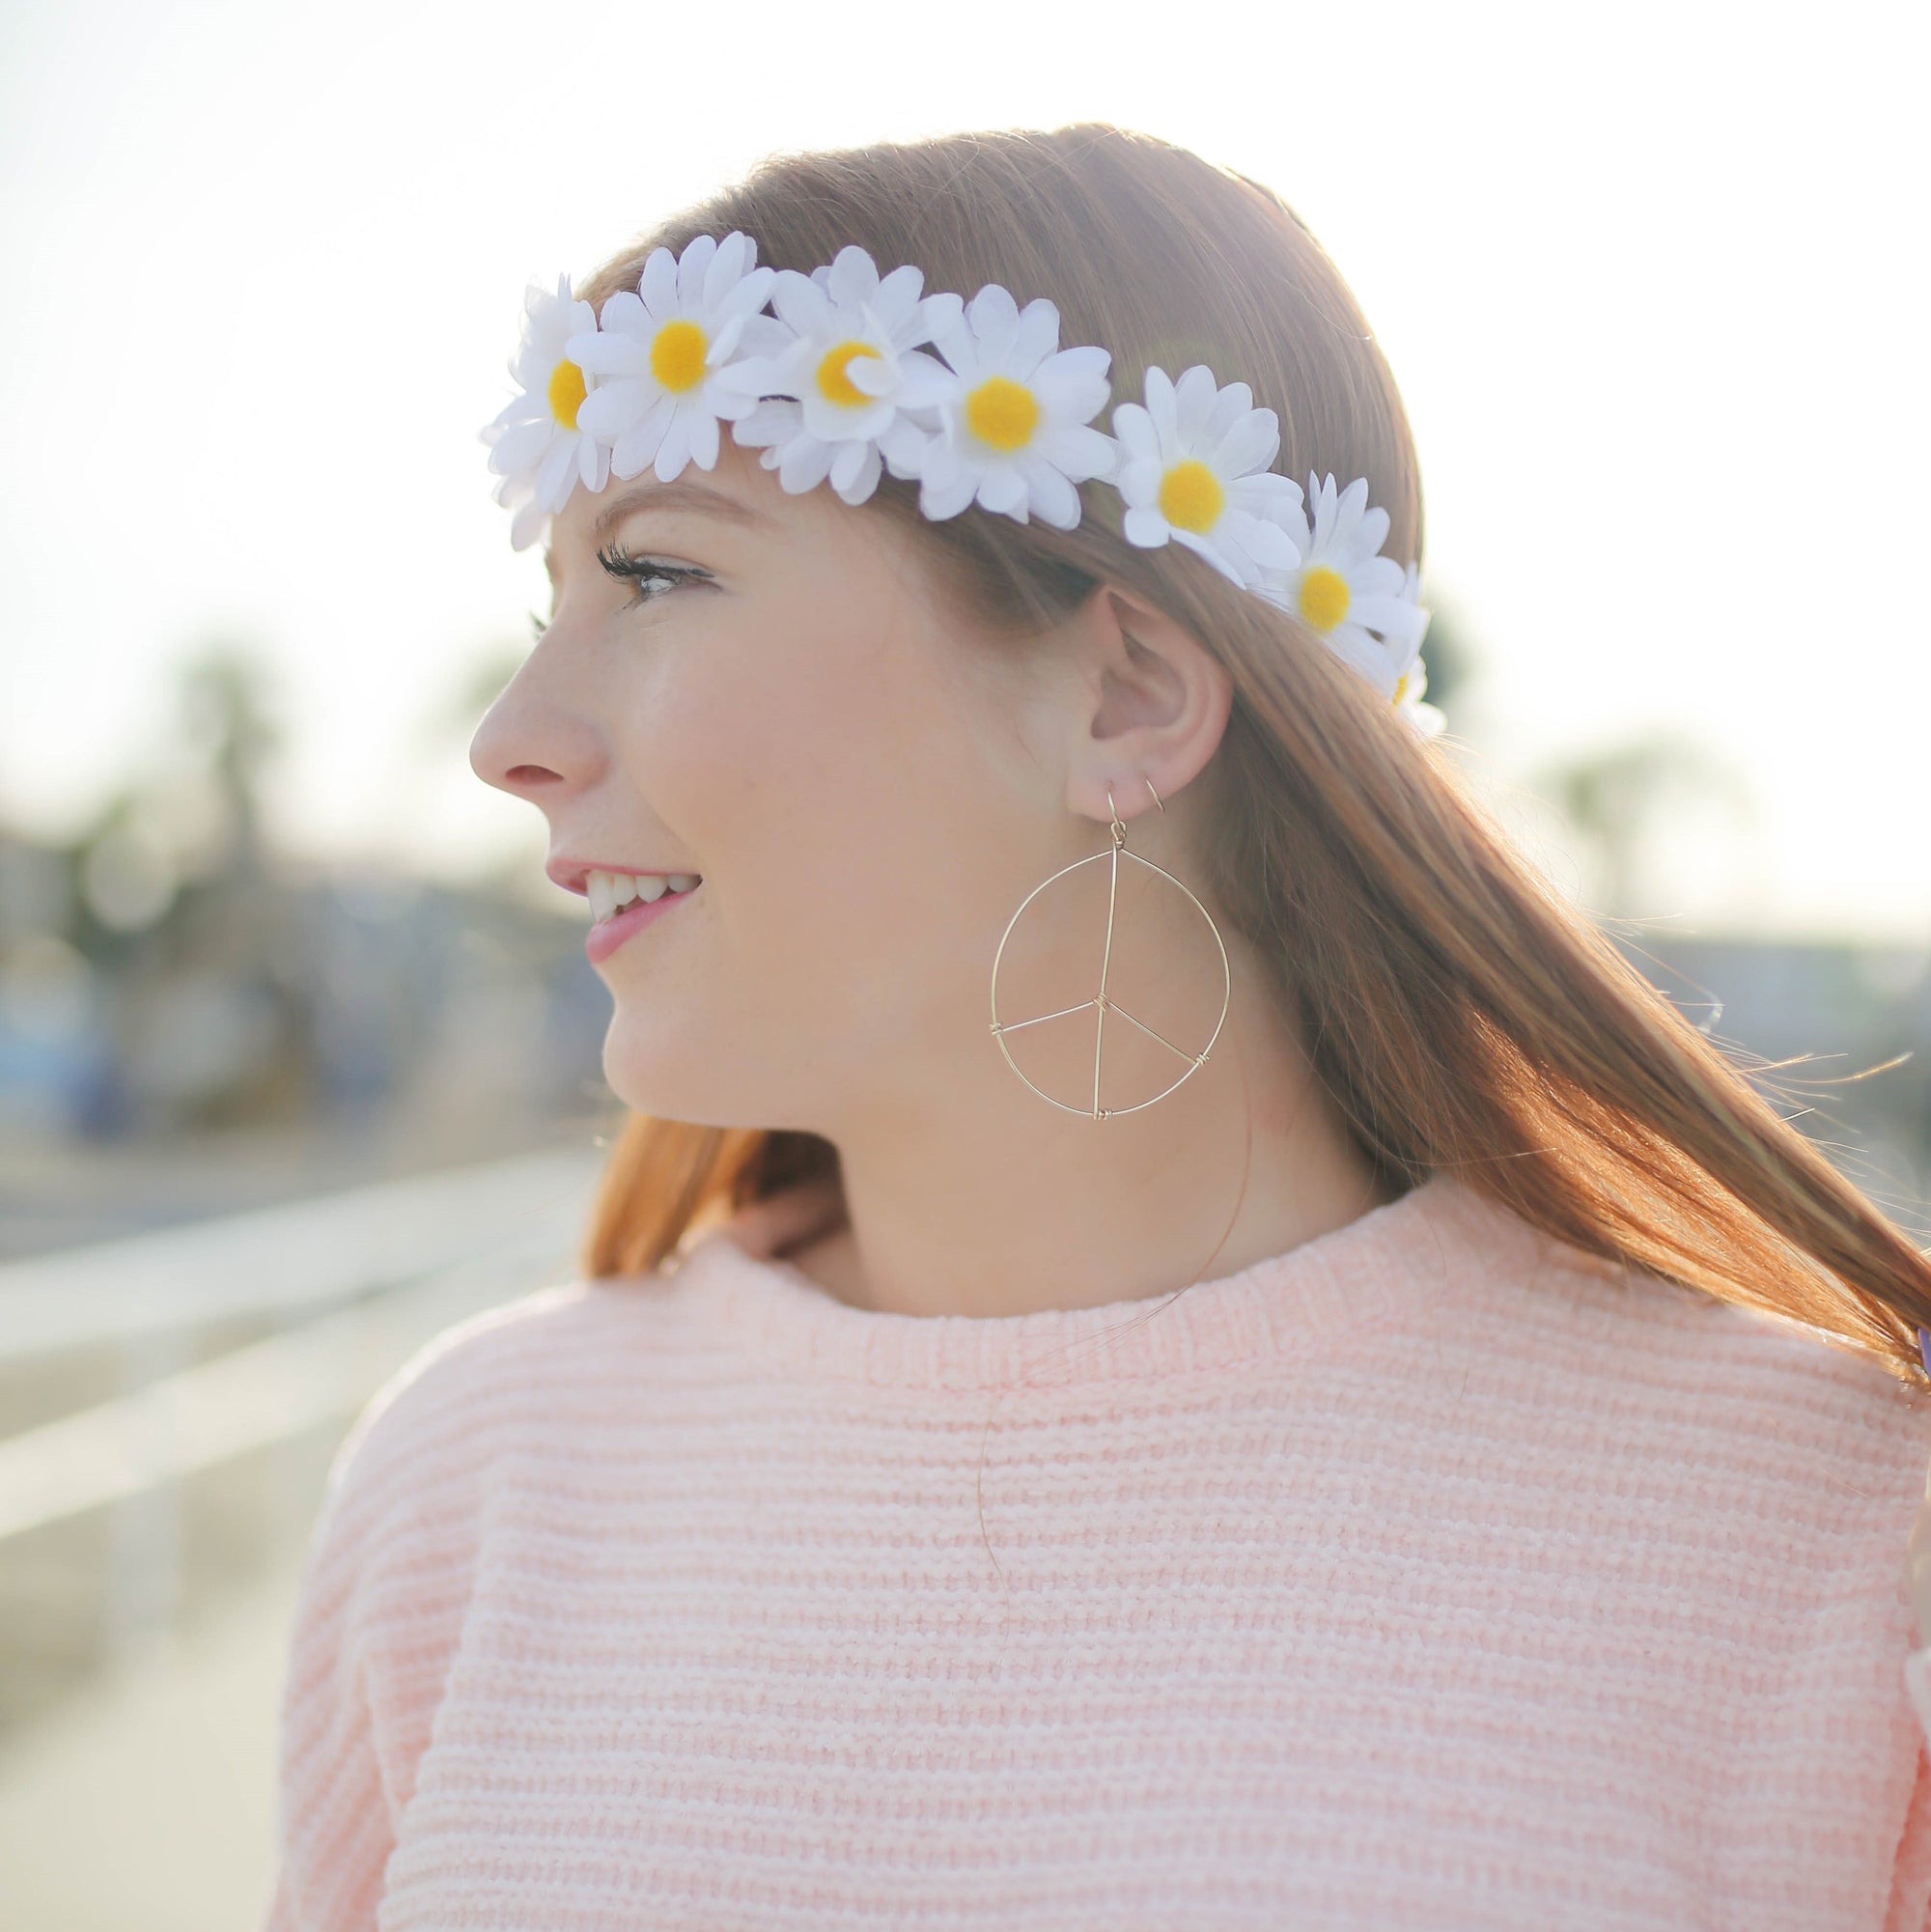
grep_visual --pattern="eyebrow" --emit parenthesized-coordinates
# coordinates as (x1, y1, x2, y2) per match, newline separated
(594, 477, 768, 537)
(544, 477, 768, 582)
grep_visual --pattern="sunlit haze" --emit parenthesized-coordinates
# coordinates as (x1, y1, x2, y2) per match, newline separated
(3, 0, 1925, 935)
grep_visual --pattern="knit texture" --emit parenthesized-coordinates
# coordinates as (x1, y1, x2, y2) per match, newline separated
(263, 1171, 1931, 1930)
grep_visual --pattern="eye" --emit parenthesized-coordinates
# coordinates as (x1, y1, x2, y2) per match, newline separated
(597, 542, 714, 608)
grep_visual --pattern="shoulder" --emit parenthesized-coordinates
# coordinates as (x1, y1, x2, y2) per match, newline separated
(1417, 1177, 1931, 1562)
(313, 1273, 684, 1548)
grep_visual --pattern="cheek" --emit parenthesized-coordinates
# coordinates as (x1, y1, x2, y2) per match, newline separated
(680, 611, 990, 1019)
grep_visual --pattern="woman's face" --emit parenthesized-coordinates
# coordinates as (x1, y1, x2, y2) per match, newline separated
(470, 441, 1085, 1135)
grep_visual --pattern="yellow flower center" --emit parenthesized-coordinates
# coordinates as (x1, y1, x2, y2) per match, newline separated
(816, 339, 882, 406)
(964, 376, 1040, 452)
(1391, 673, 1410, 705)
(1298, 565, 1352, 631)
(1158, 460, 1223, 533)
(650, 320, 709, 393)
(547, 357, 587, 429)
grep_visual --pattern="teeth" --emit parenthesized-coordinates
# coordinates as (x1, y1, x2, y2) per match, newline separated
(584, 867, 702, 921)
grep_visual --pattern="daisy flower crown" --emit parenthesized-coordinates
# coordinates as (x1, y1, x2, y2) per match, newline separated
(483, 233, 1443, 736)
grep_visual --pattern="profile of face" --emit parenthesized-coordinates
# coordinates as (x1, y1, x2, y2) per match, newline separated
(470, 441, 1236, 1144)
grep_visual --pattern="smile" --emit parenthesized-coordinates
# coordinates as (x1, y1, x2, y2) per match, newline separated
(583, 869, 702, 966)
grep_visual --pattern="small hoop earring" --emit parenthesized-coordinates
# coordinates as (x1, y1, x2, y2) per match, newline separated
(988, 775, 1232, 1119)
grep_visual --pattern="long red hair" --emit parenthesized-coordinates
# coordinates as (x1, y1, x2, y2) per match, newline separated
(570, 125, 1930, 1383)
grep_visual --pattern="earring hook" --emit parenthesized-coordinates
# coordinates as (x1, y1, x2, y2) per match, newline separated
(1105, 775, 1164, 851)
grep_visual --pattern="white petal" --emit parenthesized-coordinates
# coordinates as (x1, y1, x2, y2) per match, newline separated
(1122, 506, 1171, 548)
(1343, 503, 1393, 567)
(575, 378, 651, 438)
(977, 465, 1028, 517)
(1033, 356, 1109, 425)
(596, 289, 649, 337)
(893, 350, 959, 409)
(534, 435, 576, 512)
(639, 246, 679, 320)
(919, 462, 981, 520)
(846, 350, 898, 398)
(712, 351, 785, 400)
(1350, 593, 1428, 651)
(488, 417, 553, 476)
(1115, 455, 1163, 507)
(777, 434, 836, 493)
(1143, 367, 1179, 451)
(964, 279, 1018, 346)
(799, 391, 891, 445)
(686, 410, 720, 470)
(509, 496, 547, 550)
(770, 271, 832, 336)
(675, 234, 716, 308)
(1209, 412, 1279, 480)
(1008, 297, 1061, 375)
(703, 232, 751, 308)
(1038, 422, 1117, 484)
(1018, 456, 1080, 529)
(879, 416, 931, 479)
(654, 412, 694, 480)
(826, 245, 882, 310)
(1171, 525, 1245, 585)
(831, 442, 882, 505)
(828, 437, 870, 493)
(913, 289, 965, 344)
(1225, 512, 1300, 569)
(1201, 380, 1255, 448)
(729, 399, 798, 448)
(611, 399, 673, 478)
(1171, 365, 1220, 443)
(870, 263, 924, 333)
(1111, 404, 1160, 462)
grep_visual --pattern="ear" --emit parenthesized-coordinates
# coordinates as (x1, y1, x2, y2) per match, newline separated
(1057, 582, 1234, 826)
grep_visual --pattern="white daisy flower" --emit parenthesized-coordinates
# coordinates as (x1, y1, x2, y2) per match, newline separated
(481, 273, 610, 551)
(565, 232, 783, 485)
(1390, 643, 1446, 739)
(1111, 366, 1304, 587)
(1261, 474, 1429, 695)
(719, 245, 963, 507)
(915, 285, 1114, 530)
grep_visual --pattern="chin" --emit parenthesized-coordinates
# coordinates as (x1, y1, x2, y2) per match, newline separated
(600, 1014, 713, 1120)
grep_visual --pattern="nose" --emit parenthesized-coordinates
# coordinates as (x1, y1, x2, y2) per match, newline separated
(468, 657, 606, 804)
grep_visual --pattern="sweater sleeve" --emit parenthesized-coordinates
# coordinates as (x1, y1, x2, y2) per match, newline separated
(1891, 1462, 1931, 1930)
(259, 1396, 407, 1932)
(257, 1293, 546, 1930)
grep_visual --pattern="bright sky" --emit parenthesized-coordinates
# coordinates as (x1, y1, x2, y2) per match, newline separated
(2, 0, 1925, 937)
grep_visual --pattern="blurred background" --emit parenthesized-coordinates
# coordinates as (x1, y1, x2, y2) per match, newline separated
(2, 0, 1926, 1924)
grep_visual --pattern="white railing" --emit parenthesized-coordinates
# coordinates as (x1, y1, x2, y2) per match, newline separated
(0, 1146, 602, 1648)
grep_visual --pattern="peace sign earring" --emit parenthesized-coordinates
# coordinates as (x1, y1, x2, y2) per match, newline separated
(988, 775, 1232, 1118)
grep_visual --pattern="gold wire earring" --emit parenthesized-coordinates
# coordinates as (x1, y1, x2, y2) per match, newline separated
(989, 775, 1232, 1118)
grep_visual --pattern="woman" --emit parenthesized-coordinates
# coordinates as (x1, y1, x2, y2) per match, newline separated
(265, 126, 1931, 1928)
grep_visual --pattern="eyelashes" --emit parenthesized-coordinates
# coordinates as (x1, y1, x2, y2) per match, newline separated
(524, 546, 714, 645)
(596, 542, 714, 608)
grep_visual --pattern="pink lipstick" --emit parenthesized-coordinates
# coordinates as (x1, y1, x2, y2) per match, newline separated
(585, 881, 701, 965)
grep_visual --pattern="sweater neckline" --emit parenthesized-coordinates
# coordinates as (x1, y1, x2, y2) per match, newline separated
(663, 1171, 1534, 1390)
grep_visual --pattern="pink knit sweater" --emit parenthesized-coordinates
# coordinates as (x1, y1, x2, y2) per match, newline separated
(263, 1170, 1931, 1929)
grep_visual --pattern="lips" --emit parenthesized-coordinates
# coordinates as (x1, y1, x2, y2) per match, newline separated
(584, 878, 700, 965)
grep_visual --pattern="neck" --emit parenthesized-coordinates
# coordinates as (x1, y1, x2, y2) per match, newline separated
(778, 946, 1396, 1319)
